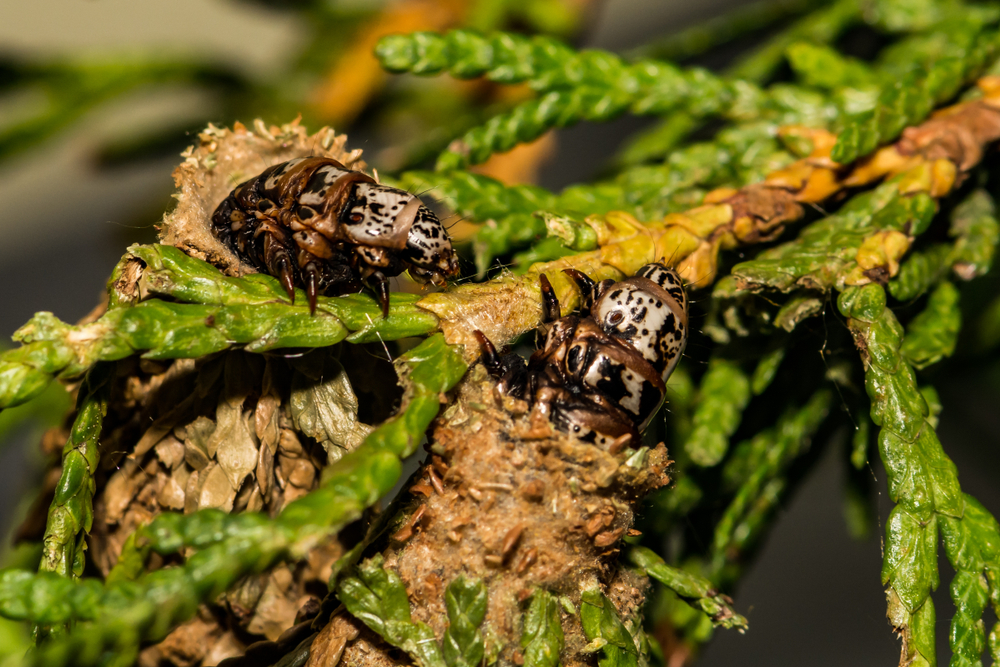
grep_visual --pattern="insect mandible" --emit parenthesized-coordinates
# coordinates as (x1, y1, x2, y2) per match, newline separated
(211, 156, 460, 316)
(476, 262, 688, 450)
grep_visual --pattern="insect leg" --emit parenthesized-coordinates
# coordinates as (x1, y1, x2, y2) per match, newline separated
(538, 274, 561, 323)
(303, 262, 320, 315)
(367, 270, 391, 318)
(473, 330, 503, 375)
(269, 254, 296, 304)
(261, 227, 297, 303)
(474, 330, 528, 398)
(562, 269, 596, 313)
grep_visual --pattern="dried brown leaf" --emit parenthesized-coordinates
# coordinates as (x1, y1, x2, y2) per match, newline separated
(306, 614, 361, 667)
(196, 463, 237, 512)
(183, 416, 216, 470)
(246, 566, 300, 641)
(289, 354, 372, 463)
(213, 405, 259, 491)
(155, 435, 187, 470)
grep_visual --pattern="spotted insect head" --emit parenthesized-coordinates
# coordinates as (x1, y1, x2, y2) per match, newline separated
(591, 263, 688, 383)
(210, 156, 460, 317)
(401, 204, 460, 287)
(341, 182, 459, 286)
(476, 263, 689, 450)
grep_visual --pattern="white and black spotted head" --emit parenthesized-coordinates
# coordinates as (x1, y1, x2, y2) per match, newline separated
(341, 183, 459, 284)
(635, 263, 688, 316)
(401, 204, 460, 285)
(591, 263, 688, 382)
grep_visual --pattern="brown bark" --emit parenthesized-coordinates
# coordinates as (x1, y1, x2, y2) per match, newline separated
(328, 365, 671, 667)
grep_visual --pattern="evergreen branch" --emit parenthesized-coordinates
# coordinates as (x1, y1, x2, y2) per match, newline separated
(377, 30, 774, 170)
(405, 120, 795, 273)
(900, 281, 961, 369)
(111, 511, 276, 569)
(4, 525, 295, 667)
(884, 185, 994, 302)
(617, 0, 858, 166)
(712, 390, 832, 581)
(733, 183, 932, 293)
(627, 546, 747, 631)
(939, 494, 1000, 667)
(889, 244, 953, 301)
(750, 347, 786, 394)
(400, 24, 998, 270)
(520, 590, 564, 667)
(2, 336, 466, 666)
(683, 358, 750, 468)
(337, 554, 446, 667)
(34, 364, 112, 640)
(735, 83, 1000, 295)
(378, 29, 739, 103)
(726, 0, 861, 83)
(380, 25, 872, 172)
(0, 244, 439, 412)
(421, 81, 1000, 355)
(580, 590, 639, 667)
(441, 576, 488, 667)
(836, 283, 1000, 666)
(128, 244, 440, 342)
(950, 188, 999, 280)
(831, 22, 1000, 163)
(432, 74, 784, 172)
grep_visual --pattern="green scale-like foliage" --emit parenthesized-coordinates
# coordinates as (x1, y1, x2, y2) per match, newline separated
(378, 5, 1000, 273)
(0, 244, 439, 411)
(732, 183, 937, 292)
(377, 30, 765, 171)
(839, 283, 1000, 667)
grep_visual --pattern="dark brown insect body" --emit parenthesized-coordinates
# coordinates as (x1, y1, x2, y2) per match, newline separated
(212, 156, 459, 315)
(478, 263, 688, 449)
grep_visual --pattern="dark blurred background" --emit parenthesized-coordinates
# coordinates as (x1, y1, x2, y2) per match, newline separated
(1, 1, 998, 665)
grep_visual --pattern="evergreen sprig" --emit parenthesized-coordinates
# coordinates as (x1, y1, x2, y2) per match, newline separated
(683, 359, 751, 468)
(628, 546, 747, 631)
(832, 21, 1000, 163)
(0, 244, 439, 412)
(580, 589, 639, 667)
(520, 590, 564, 667)
(839, 283, 1000, 667)
(34, 364, 112, 641)
(890, 244, 954, 301)
(733, 182, 935, 293)
(337, 554, 446, 667)
(382, 8, 997, 275)
(378, 30, 773, 171)
(712, 390, 832, 582)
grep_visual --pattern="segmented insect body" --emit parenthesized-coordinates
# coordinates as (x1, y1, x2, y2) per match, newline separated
(211, 156, 459, 316)
(477, 263, 688, 448)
